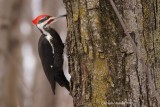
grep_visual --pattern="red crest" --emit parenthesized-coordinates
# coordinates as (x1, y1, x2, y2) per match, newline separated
(32, 15, 49, 25)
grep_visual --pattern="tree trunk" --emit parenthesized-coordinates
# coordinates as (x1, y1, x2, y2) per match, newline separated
(63, 0, 160, 106)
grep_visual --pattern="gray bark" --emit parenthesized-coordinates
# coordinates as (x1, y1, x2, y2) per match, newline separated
(63, 0, 160, 107)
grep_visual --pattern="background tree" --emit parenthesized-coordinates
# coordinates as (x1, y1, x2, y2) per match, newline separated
(63, 0, 160, 106)
(0, 0, 73, 107)
(0, 0, 24, 107)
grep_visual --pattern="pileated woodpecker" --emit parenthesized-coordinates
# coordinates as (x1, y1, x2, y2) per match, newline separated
(32, 14, 70, 94)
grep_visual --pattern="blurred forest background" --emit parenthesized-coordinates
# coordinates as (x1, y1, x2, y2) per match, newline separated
(0, 0, 73, 107)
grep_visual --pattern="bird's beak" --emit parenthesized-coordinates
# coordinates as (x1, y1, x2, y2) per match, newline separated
(54, 14, 67, 20)
(46, 17, 55, 25)
(46, 14, 67, 25)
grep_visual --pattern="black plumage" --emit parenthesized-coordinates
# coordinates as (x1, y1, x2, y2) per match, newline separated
(38, 27, 70, 94)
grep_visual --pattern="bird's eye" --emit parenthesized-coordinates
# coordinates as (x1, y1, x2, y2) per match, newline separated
(44, 16, 49, 20)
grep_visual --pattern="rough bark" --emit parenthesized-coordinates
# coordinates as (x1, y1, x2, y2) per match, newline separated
(63, 0, 160, 107)
(0, 0, 24, 107)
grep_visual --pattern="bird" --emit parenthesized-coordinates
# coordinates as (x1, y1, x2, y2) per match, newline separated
(32, 14, 70, 94)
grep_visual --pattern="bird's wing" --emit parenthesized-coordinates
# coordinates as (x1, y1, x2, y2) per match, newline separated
(38, 35, 70, 93)
(53, 53, 70, 91)
(38, 36, 56, 94)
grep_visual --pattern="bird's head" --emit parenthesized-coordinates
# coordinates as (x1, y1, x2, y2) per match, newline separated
(32, 14, 67, 30)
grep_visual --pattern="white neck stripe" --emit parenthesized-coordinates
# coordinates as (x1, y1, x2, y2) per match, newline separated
(45, 33, 54, 54)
